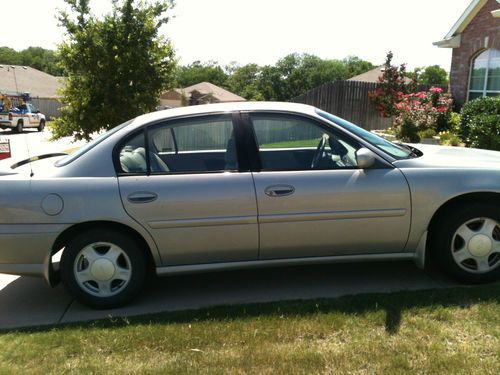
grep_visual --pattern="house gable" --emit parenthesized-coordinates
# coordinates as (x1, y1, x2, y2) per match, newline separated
(434, 0, 500, 107)
(434, 0, 499, 48)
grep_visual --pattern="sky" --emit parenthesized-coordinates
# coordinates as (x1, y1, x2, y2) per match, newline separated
(0, 0, 472, 70)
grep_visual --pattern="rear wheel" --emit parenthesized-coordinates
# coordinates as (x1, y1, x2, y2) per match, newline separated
(38, 120, 45, 132)
(60, 229, 147, 309)
(431, 202, 500, 283)
(15, 120, 23, 133)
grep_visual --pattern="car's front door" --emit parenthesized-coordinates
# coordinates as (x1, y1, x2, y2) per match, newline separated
(246, 112, 411, 260)
(117, 113, 258, 266)
(27, 104, 40, 127)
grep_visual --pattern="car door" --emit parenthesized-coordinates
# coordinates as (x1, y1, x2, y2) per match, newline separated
(117, 113, 258, 266)
(246, 112, 411, 260)
(27, 104, 39, 127)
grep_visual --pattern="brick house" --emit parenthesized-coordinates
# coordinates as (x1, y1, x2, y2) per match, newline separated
(434, 0, 500, 108)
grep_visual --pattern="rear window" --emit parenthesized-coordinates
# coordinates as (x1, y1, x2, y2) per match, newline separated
(55, 120, 134, 167)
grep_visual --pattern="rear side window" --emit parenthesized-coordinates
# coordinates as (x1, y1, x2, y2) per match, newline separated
(117, 115, 238, 174)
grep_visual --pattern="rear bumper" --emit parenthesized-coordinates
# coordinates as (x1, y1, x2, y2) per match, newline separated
(0, 121, 14, 129)
(0, 224, 67, 283)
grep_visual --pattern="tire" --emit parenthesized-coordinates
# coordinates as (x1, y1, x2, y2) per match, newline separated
(60, 229, 147, 309)
(38, 120, 45, 132)
(431, 202, 500, 283)
(15, 120, 23, 133)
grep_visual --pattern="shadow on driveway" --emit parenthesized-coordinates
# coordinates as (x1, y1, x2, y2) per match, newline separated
(0, 261, 457, 330)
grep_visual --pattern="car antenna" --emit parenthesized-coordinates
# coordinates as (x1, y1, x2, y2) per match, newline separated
(23, 133, 34, 177)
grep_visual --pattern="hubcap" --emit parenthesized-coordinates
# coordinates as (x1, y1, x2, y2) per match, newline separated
(73, 242, 132, 297)
(451, 217, 500, 274)
(468, 234, 492, 257)
(90, 258, 116, 281)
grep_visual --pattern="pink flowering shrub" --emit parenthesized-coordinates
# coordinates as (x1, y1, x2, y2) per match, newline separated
(393, 87, 453, 142)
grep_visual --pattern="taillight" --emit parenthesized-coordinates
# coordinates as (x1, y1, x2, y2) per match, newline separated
(8, 113, 12, 121)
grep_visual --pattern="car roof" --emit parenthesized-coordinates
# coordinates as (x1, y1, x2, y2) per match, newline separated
(132, 101, 318, 127)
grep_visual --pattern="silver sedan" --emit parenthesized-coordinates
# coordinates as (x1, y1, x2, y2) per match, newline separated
(0, 102, 499, 308)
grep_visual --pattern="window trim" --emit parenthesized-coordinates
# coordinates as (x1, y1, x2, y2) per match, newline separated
(114, 112, 244, 176)
(468, 48, 500, 100)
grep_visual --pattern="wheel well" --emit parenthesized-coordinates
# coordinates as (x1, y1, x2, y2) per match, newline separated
(426, 192, 500, 261)
(17, 119, 23, 125)
(428, 193, 500, 233)
(50, 221, 155, 284)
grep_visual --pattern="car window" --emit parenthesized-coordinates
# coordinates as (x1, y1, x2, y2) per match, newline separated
(316, 109, 412, 159)
(118, 131, 147, 173)
(147, 115, 238, 173)
(250, 114, 360, 171)
(56, 119, 134, 167)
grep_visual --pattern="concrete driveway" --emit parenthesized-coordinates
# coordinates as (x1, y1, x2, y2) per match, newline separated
(0, 261, 456, 330)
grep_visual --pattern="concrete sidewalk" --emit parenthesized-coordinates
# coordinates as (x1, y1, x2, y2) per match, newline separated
(0, 261, 456, 330)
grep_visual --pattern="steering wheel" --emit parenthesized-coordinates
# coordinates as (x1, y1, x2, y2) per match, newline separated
(311, 135, 328, 169)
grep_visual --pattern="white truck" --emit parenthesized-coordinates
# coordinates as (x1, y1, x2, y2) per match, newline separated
(0, 94, 46, 133)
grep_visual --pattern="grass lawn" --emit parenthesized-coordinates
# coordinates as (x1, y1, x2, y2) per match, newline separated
(1, 284, 499, 374)
(260, 138, 320, 148)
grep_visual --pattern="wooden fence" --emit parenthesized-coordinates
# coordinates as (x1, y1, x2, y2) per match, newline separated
(292, 81, 448, 131)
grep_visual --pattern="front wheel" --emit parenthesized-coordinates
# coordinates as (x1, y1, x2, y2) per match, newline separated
(38, 120, 45, 132)
(60, 229, 147, 309)
(432, 203, 500, 283)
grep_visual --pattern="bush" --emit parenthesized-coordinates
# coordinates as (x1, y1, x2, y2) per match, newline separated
(448, 112, 461, 132)
(418, 128, 437, 139)
(460, 97, 500, 151)
(438, 131, 461, 146)
(393, 87, 453, 142)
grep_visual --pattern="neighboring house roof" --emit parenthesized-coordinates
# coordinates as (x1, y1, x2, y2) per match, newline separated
(0, 65, 63, 98)
(170, 82, 245, 103)
(183, 82, 245, 102)
(348, 66, 385, 83)
(348, 66, 412, 84)
(434, 0, 500, 48)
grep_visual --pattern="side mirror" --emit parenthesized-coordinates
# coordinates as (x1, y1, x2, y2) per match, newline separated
(355, 148, 376, 169)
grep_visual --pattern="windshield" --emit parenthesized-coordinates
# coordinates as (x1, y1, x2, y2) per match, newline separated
(316, 109, 412, 159)
(55, 119, 134, 167)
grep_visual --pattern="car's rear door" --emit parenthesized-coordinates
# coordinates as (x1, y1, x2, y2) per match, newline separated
(117, 113, 258, 266)
(245, 112, 412, 260)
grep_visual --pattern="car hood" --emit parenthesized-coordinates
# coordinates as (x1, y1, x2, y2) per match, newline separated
(393, 144, 500, 169)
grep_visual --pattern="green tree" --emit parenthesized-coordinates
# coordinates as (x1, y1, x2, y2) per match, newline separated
(53, 0, 176, 140)
(0, 46, 63, 75)
(418, 65, 449, 85)
(175, 61, 228, 88)
(19, 47, 64, 76)
(255, 64, 284, 101)
(343, 56, 374, 78)
(368, 51, 416, 117)
(0, 47, 22, 65)
(258, 53, 354, 101)
(172, 54, 375, 102)
(227, 63, 264, 100)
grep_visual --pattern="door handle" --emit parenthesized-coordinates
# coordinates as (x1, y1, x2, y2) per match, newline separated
(264, 185, 295, 197)
(127, 192, 158, 203)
